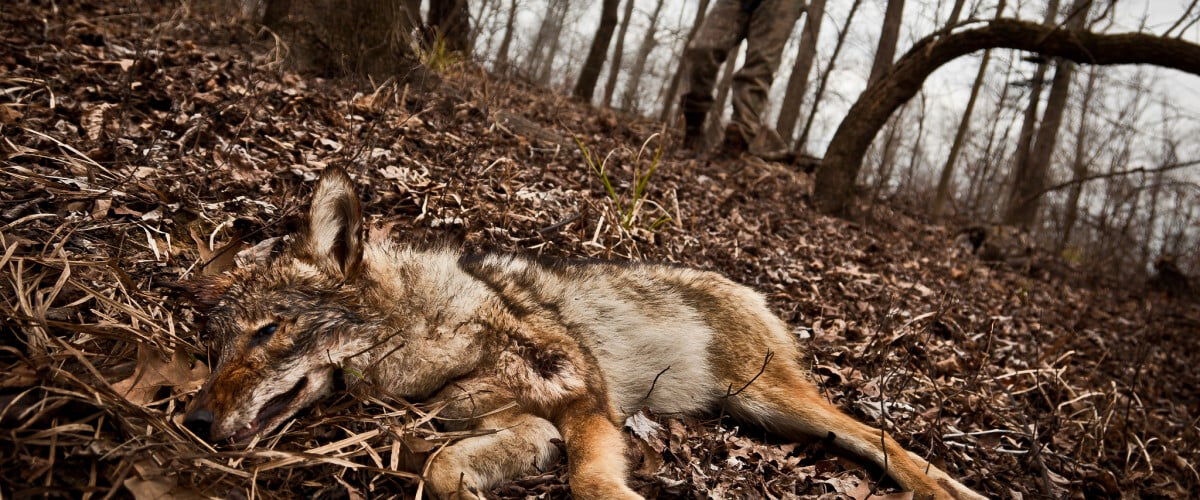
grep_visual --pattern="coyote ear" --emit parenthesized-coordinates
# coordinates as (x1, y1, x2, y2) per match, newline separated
(305, 166, 363, 280)
(174, 274, 236, 311)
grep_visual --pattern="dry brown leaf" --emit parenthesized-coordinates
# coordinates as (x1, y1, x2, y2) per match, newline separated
(82, 103, 115, 141)
(124, 461, 209, 500)
(111, 346, 207, 406)
(92, 198, 112, 220)
(0, 104, 21, 124)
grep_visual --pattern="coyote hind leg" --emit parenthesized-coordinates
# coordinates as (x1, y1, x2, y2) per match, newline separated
(723, 363, 983, 500)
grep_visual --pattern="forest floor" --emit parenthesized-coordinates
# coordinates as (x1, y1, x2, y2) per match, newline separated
(2, 1, 1199, 498)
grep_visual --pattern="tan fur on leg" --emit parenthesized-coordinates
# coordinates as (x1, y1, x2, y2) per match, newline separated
(726, 365, 956, 500)
(554, 399, 642, 500)
(425, 411, 561, 499)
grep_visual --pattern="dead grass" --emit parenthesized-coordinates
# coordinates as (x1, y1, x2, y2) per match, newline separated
(1, 0, 1198, 498)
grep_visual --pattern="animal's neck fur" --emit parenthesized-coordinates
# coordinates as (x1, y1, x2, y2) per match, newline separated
(338, 241, 495, 401)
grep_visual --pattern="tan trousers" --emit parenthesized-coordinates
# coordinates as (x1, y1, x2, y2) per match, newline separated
(681, 0, 804, 143)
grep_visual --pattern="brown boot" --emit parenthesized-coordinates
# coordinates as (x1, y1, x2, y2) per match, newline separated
(717, 123, 750, 157)
(675, 111, 708, 158)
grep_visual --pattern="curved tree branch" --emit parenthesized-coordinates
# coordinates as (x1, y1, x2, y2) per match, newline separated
(812, 19, 1200, 216)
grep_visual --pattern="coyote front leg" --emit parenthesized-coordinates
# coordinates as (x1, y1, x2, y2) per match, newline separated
(424, 410, 561, 499)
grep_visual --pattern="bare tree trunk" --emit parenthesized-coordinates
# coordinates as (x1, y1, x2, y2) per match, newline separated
(1143, 167, 1165, 269)
(574, 0, 621, 100)
(470, 0, 496, 52)
(945, 0, 966, 27)
(535, 1, 571, 86)
(931, 52, 990, 218)
(1000, 0, 1062, 219)
(867, 0, 906, 86)
(494, 0, 520, 73)
(775, 0, 826, 144)
(1004, 0, 1087, 229)
(796, 0, 863, 152)
(602, 0, 638, 107)
(659, 0, 711, 121)
(930, 0, 1007, 218)
(526, 0, 563, 79)
(811, 19, 1200, 215)
(871, 112, 904, 200)
(620, 0, 667, 113)
(428, 0, 471, 53)
(902, 91, 927, 193)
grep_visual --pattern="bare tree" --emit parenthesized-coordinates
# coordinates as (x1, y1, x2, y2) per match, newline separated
(527, 0, 568, 81)
(620, 0, 667, 113)
(811, 19, 1200, 215)
(494, 0, 520, 73)
(531, 0, 571, 86)
(775, 0, 826, 144)
(931, 0, 1008, 217)
(659, 0, 711, 121)
(945, 0, 967, 26)
(1058, 67, 1099, 251)
(574, 0, 622, 100)
(1003, 0, 1063, 221)
(1004, 0, 1089, 228)
(796, 0, 863, 152)
(602, 0, 638, 107)
(867, 0, 906, 86)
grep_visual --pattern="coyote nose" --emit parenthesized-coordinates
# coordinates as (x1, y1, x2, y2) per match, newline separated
(183, 408, 214, 441)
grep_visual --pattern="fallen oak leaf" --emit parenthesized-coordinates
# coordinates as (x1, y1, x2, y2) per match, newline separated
(111, 346, 207, 406)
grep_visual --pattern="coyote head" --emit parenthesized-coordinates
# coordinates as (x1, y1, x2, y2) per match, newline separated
(182, 167, 378, 443)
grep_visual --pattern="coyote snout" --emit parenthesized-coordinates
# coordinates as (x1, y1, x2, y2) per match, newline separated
(181, 166, 984, 500)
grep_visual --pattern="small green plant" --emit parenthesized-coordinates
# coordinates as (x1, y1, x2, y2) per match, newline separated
(415, 31, 461, 73)
(576, 135, 673, 231)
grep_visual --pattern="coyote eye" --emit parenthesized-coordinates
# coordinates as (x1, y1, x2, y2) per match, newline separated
(250, 322, 279, 347)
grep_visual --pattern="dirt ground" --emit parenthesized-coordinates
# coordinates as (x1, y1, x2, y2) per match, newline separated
(1, 1, 1198, 498)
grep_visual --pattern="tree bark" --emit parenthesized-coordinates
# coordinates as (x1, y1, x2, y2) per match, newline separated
(930, 51, 990, 218)
(494, 0, 520, 73)
(812, 19, 1200, 216)
(1059, 67, 1099, 252)
(602, 0, 638, 107)
(535, 1, 571, 86)
(945, 0, 966, 27)
(574, 0, 621, 100)
(775, 0, 826, 143)
(1003, 0, 1088, 228)
(796, 0, 863, 151)
(659, 0, 711, 121)
(866, 0, 906, 87)
(620, 0, 667, 113)
(902, 91, 926, 193)
(930, 0, 1007, 218)
(1002, 0, 1061, 223)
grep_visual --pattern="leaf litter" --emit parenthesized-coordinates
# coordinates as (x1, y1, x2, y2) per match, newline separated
(1, 0, 1198, 498)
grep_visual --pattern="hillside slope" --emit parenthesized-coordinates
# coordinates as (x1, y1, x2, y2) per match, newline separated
(1, 1, 1197, 498)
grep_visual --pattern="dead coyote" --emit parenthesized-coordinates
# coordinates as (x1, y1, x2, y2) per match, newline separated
(182, 167, 983, 499)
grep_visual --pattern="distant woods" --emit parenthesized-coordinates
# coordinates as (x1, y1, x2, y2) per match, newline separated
(237, 0, 1200, 285)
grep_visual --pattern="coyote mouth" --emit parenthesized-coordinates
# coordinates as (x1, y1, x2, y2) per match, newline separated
(233, 376, 308, 442)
